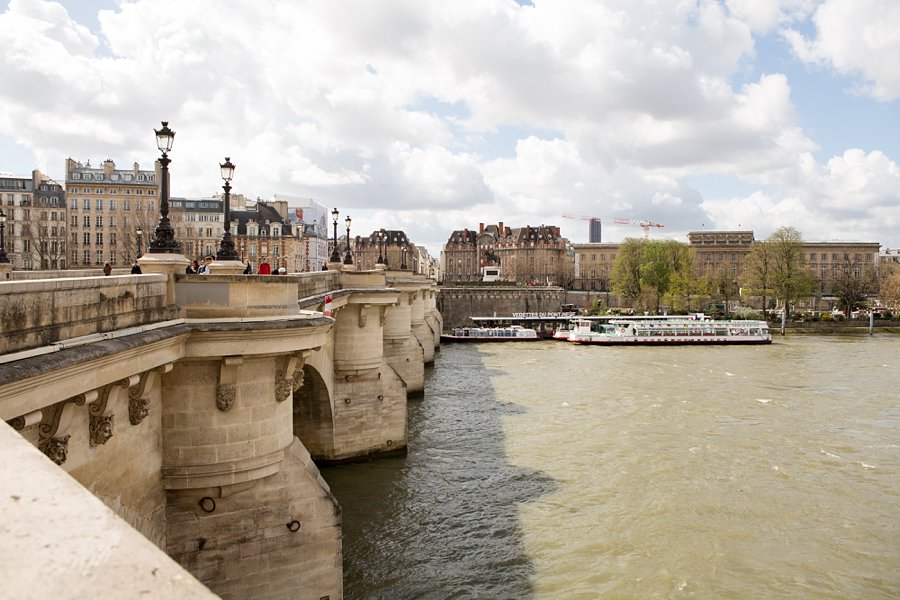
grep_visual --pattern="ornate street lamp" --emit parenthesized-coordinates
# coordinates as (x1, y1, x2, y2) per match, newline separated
(135, 226, 143, 258)
(330, 208, 340, 263)
(376, 228, 385, 265)
(0, 209, 9, 263)
(148, 121, 180, 253)
(343, 215, 353, 265)
(215, 157, 239, 260)
(401, 244, 408, 270)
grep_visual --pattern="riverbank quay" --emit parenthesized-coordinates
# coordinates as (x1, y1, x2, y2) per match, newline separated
(772, 321, 900, 334)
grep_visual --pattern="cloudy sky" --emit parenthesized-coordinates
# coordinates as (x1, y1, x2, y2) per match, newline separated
(1, 0, 899, 255)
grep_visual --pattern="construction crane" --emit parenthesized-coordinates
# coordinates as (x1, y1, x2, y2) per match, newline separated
(561, 213, 600, 221)
(562, 213, 665, 239)
(613, 217, 665, 238)
(561, 214, 603, 243)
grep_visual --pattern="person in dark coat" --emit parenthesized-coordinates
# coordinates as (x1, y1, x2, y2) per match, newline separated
(130, 261, 142, 274)
(102, 262, 112, 276)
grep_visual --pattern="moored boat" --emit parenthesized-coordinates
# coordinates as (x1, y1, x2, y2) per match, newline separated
(441, 325, 541, 343)
(567, 316, 772, 345)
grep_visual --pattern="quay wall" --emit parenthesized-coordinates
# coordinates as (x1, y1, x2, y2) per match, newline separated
(437, 286, 566, 329)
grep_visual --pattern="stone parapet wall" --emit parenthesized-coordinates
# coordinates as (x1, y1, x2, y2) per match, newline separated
(0, 274, 171, 355)
(437, 286, 566, 329)
(1, 421, 217, 599)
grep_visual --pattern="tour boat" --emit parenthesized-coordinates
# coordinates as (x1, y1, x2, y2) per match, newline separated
(552, 323, 576, 340)
(566, 316, 772, 345)
(440, 325, 541, 343)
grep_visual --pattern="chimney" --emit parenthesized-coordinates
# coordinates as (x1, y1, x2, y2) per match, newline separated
(102, 158, 115, 177)
(498, 222, 504, 235)
(479, 222, 484, 233)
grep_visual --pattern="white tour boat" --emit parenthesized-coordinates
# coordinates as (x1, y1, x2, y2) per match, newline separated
(566, 316, 772, 345)
(441, 325, 541, 343)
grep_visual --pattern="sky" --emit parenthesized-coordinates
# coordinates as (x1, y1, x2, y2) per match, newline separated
(1, 0, 899, 257)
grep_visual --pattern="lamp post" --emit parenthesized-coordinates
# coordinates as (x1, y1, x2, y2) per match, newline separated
(135, 226, 143, 259)
(401, 244, 408, 270)
(376, 229, 385, 265)
(215, 157, 238, 260)
(343, 216, 353, 264)
(0, 209, 9, 264)
(148, 121, 180, 253)
(330, 208, 340, 263)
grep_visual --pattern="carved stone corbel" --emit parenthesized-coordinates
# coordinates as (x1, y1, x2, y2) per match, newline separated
(88, 386, 115, 448)
(216, 356, 243, 411)
(358, 304, 370, 328)
(379, 306, 387, 327)
(38, 391, 94, 465)
(276, 352, 308, 402)
(126, 363, 173, 425)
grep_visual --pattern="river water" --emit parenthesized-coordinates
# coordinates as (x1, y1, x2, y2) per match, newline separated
(321, 335, 900, 599)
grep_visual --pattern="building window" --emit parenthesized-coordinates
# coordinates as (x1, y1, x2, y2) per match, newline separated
(96, 199, 103, 210)
(96, 216, 103, 227)
(96, 233, 103, 245)
(83, 215, 90, 227)
(83, 250, 90, 263)
(83, 232, 90, 245)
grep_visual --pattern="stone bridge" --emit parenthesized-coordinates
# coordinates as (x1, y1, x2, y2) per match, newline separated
(0, 256, 441, 600)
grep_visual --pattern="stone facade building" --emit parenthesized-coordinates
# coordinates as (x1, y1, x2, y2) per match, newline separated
(0, 170, 67, 270)
(496, 224, 570, 285)
(572, 242, 619, 292)
(573, 231, 881, 302)
(65, 158, 158, 268)
(169, 196, 223, 261)
(352, 229, 417, 271)
(440, 221, 571, 284)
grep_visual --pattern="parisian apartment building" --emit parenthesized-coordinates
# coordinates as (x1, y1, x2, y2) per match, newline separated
(2, 158, 337, 273)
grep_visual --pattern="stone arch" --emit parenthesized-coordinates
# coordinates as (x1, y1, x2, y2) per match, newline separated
(292, 364, 334, 460)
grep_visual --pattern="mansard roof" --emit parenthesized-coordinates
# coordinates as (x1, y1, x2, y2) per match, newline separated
(446, 229, 477, 245)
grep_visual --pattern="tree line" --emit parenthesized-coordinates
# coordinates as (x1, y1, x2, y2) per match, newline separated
(608, 226, 898, 317)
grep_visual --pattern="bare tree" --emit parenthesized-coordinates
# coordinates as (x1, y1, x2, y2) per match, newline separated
(879, 263, 900, 312)
(831, 256, 878, 315)
(29, 214, 66, 270)
(112, 205, 157, 265)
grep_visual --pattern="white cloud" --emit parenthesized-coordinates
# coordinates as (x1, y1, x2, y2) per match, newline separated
(725, 0, 815, 33)
(0, 0, 897, 255)
(784, 0, 900, 101)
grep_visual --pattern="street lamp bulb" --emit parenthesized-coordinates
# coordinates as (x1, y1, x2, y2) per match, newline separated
(220, 156, 235, 182)
(331, 208, 339, 224)
(136, 226, 142, 235)
(154, 121, 175, 153)
(345, 215, 351, 228)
